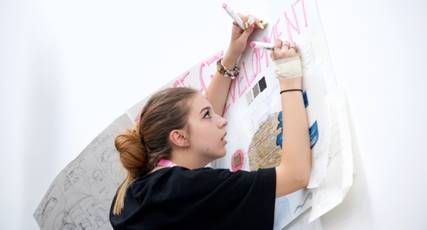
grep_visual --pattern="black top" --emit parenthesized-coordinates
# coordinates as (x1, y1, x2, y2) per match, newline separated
(109, 166, 276, 230)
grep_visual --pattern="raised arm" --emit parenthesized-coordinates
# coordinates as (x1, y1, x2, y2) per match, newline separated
(207, 15, 260, 116)
(273, 40, 312, 197)
(206, 53, 237, 116)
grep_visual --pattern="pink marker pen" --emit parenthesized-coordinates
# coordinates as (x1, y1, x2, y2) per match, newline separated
(250, 41, 274, 50)
(222, 3, 245, 30)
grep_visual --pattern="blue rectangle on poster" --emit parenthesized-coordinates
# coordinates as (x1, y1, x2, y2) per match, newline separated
(309, 120, 318, 149)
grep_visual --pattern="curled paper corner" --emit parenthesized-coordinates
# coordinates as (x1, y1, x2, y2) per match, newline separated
(307, 89, 355, 223)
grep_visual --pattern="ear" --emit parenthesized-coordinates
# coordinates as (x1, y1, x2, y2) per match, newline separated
(169, 129, 190, 148)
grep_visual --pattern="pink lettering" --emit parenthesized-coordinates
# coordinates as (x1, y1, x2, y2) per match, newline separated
(241, 61, 257, 86)
(204, 50, 224, 65)
(284, 0, 309, 41)
(251, 49, 261, 78)
(198, 63, 208, 94)
(293, 0, 308, 28)
(228, 80, 238, 104)
(263, 18, 283, 44)
(171, 71, 190, 88)
(198, 51, 225, 94)
(237, 72, 249, 98)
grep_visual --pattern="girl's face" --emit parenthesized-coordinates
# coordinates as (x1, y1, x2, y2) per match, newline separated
(186, 93, 228, 162)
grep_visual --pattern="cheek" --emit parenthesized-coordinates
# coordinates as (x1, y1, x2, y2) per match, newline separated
(195, 123, 211, 136)
(190, 121, 217, 145)
(190, 126, 208, 143)
(198, 130, 213, 144)
(193, 129, 215, 147)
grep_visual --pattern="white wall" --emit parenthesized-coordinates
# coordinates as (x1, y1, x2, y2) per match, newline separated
(317, 0, 427, 229)
(1, 0, 426, 229)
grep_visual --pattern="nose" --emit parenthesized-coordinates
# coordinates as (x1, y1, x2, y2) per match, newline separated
(218, 116, 228, 128)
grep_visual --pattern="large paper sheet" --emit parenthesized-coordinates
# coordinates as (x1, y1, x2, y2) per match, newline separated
(34, 0, 354, 229)
(33, 114, 132, 229)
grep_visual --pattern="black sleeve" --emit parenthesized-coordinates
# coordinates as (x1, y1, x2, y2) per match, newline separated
(159, 166, 277, 229)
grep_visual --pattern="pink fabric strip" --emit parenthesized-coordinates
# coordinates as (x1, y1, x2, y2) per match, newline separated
(157, 159, 177, 167)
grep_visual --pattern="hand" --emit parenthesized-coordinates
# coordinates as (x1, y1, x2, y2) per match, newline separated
(271, 39, 300, 60)
(223, 14, 263, 68)
(271, 39, 303, 89)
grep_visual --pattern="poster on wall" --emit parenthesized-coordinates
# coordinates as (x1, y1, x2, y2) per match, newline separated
(34, 0, 354, 229)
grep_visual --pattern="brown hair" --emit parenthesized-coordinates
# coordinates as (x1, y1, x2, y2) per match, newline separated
(112, 87, 198, 216)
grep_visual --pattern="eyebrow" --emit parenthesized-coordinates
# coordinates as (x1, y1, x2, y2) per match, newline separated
(200, 106, 211, 114)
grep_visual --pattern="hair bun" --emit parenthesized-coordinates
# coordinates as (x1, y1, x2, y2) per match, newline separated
(114, 128, 146, 178)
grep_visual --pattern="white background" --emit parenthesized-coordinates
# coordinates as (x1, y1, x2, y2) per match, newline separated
(1, 0, 426, 229)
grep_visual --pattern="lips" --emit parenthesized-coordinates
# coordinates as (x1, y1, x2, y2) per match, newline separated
(221, 132, 227, 143)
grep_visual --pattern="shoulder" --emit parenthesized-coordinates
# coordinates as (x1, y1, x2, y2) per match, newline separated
(140, 166, 276, 186)
(159, 166, 275, 183)
(158, 166, 276, 196)
(130, 166, 276, 201)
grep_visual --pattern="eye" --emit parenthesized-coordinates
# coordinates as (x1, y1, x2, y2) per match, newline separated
(203, 110, 211, 118)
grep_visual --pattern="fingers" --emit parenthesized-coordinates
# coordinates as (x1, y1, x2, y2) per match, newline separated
(234, 13, 248, 31)
(246, 15, 268, 29)
(237, 13, 248, 22)
(247, 15, 265, 30)
(274, 39, 283, 49)
(240, 25, 254, 40)
(231, 13, 257, 41)
(246, 15, 257, 29)
(236, 13, 264, 30)
(289, 41, 298, 55)
(271, 39, 300, 60)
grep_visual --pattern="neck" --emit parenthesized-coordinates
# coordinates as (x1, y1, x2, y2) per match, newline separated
(169, 149, 211, 170)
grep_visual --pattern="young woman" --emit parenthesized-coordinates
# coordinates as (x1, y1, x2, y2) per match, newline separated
(109, 15, 312, 230)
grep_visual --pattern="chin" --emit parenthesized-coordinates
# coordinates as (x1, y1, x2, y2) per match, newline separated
(219, 149, 227, 158)
(211, 150, 226, 161)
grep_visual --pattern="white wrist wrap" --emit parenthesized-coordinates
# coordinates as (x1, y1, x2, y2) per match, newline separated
(273, 56, 303, 79)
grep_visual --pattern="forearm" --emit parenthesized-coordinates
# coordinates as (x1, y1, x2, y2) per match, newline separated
(279, 78, 312, 181)
(206, 52, 238, 116)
